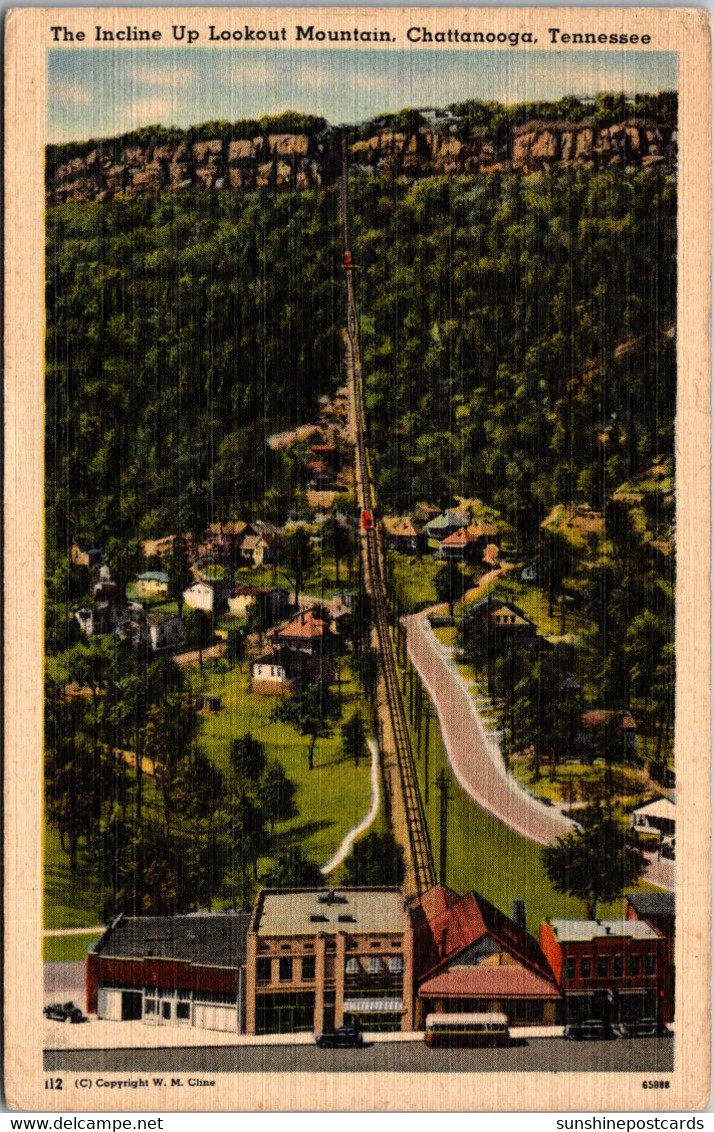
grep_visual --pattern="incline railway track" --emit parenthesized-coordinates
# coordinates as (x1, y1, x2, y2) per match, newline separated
(340, 150, 436, 897)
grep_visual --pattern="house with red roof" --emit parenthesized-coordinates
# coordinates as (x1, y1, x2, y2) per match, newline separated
(439, 523, 501, 564)
(411, 885, 560, 1027)
(270, 606, 336, 657)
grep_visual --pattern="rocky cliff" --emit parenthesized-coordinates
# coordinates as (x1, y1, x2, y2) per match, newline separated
(46, 119, 676, 204)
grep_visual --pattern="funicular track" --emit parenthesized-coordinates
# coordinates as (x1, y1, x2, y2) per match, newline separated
(340, 154, 435, 897)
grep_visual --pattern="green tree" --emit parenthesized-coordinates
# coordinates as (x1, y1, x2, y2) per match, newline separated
(321, 516, 353, 585)
(230, 733, 267, 783)
(541, 801, 647, 919)
(262, 846, 325, 888)
(273, 684, 341, 770)
(435, 561, 469, 616)
(343, 832, 405, 887)
(284, 527, 314, 607)
(261, 760, 299, 832)
(341, 713, 367, 766)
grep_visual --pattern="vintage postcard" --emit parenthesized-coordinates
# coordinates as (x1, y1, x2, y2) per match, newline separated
(4, 6, 711, 1112)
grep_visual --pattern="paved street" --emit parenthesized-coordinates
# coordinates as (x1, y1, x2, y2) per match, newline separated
(405, 609, 574, 845)
(44, 1036, 674, 1074)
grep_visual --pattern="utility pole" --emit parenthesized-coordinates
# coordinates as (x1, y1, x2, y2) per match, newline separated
(487, 593, 495, 697)
(435, 770, 453, 886)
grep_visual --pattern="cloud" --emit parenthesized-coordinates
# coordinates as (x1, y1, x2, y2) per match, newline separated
(124, 94, 180, 127)
(127, 61, 195, 90)
(49, 81, 93, 106)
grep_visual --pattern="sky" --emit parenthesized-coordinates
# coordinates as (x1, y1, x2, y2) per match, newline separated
(48, 48, 677, 144)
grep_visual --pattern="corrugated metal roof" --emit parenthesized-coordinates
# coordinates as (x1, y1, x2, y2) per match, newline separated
(92, 912, 251, 968)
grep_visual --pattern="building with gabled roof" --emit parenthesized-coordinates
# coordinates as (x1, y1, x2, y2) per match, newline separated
(271, 606, 335, 656)
(382, 516, 426, 555)
(411, 886, 559, 1026)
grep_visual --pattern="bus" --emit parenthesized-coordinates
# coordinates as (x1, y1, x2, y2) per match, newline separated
(424, 1013, 510, 1048)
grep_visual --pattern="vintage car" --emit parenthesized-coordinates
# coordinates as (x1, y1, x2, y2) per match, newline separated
(43, 1001, 88, 1024)
(616, 1018, 672, 1039)
(314, 1021, 364, 1049)
(563, 1019, 616, 1041)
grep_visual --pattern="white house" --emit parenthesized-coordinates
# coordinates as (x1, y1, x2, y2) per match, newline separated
(630, 797, 676, 839)
(147, 613, 183, 653)
(183, 580, 230, 615)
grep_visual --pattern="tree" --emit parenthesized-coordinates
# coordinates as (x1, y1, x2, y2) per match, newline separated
(321, 516, 353, 585)
(230, 733, 267, 783)
(168, 536, 192, 619)
(541, 801, 647, 919)
(343, 832, 406, 887)
(262, 846, 325, 888)
(261, 760, 298, 832)
(284, 527, 314, 608)
(273, 684, 341, 770)
(341, 713, 367, 766)
(435, 561, 469, 616)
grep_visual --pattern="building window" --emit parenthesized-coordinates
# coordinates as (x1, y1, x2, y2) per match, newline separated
(644, 953, 656, 976)
(366, 956, 382, 974)
(629, 955, 641, 977)
(279, 957, 293, 982)
(565, 956, 576, 980)
(144, 999, 157, 1016)
(345, 957, 360, 975)
(176, 1002, 191, 1022)
(597, 956, 609, 978)
(612, 954, 624, 978)
(257, 958, 271, 984)
(387, 955, 404, 973)
(580, 956, 591, 979)
(302, 956, 316, 981)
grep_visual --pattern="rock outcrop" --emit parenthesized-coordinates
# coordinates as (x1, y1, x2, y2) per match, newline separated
(46, 119, 676, 205)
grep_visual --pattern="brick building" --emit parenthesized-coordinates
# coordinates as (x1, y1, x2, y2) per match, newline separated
(538, 918, 670, 1026)
(87, 912, 250, 1032)
(246, 888, 414, 1035)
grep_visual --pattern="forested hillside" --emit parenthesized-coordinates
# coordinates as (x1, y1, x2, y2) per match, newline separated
(46, 188, 343, 560)
(351, 166, 676, 539)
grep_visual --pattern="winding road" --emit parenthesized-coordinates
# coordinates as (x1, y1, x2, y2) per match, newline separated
(405, 608, 575, 846)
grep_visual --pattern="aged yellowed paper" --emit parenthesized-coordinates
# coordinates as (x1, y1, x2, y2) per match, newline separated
(4, 6, 711, 1111)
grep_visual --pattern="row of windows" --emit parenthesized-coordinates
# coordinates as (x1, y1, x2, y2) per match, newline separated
(564, 953, 657, 980)
(256, 954, 404, 984)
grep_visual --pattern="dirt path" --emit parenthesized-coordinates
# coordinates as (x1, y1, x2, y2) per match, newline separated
(320, 740, 381, 875)
(405, 609, 575, 846)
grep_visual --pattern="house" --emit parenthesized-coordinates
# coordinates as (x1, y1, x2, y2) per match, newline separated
(135, 571, 170, 599)
(87, 911, 251, 1032)
(75, 604, 117, 638)
(271, 607, 335, 657)
(93, 579, 121, 604)
(305, 457, 334, 491)
(207, 521, 255, 558)
(382, 517, 427, 555)
(576, 710, 639, 763)
(239, 534, 270, 568)
(309, 444, 340, 472)
(140, 535, 177, 560)
(183, 580, 231, 615)
(70, 542, 104, 568)
(424, 508, 471, 541)
(461, 598, 538, 651)
(411, 886, 560, 1027)
(538, 918, 670, 1025)
(228, 585, 293, 625)
(630, 797, 675, 839)
(439, 523, 500, 563)
(245, 888, 414, 1035)
(146, 612, 183, 653)
(251, 648, 334, 694)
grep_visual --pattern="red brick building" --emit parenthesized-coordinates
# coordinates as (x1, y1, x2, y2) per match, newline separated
(538, 918, 670, 1025)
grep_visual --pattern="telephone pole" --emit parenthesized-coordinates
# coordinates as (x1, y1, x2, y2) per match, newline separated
(435, 769, 453, 886)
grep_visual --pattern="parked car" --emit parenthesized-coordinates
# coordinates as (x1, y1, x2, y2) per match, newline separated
(315, 1021, 364, 1049)
(43, 1001, 88, 1024)
(564, 1019, 616, 1041)
(616, 1018, 672, 1039)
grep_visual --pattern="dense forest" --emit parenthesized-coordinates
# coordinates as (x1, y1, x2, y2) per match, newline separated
(46, 187, 343, 560)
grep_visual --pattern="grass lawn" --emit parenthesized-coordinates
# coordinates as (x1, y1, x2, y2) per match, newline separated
(388, 553, 441, 612)
(404, 666, 655, 937)
(44, 932, 103, 962)
(44, 825, 101, 929)
(188, 658, 373, 869)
